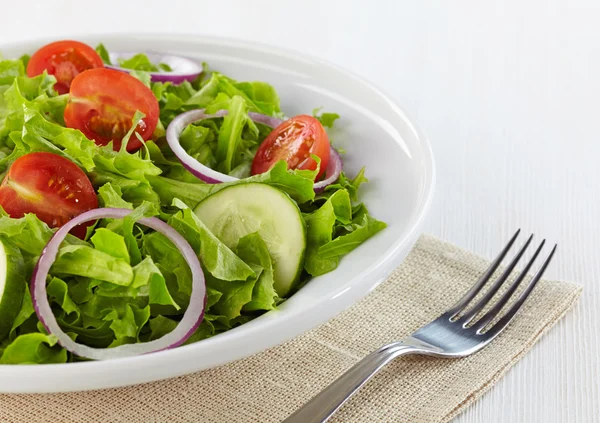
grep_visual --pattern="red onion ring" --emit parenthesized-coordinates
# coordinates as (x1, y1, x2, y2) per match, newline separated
(313, 147, 343, 192)
(31, 208, 206, 360)
(107, 51, 203, 84)
(166, 109, 343, 189)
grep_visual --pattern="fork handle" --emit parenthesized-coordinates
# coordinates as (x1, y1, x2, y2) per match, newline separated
(283, 341, 422, 423)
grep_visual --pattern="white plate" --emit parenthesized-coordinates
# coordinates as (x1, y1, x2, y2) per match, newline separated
(0, 34, 435, 393)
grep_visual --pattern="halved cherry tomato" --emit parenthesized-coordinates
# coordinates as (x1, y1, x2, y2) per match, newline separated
(64, 68, 159, 152)
(0, 152, 98, 239)
(26, 40, 104, 95)
(251, 115, 330, 180)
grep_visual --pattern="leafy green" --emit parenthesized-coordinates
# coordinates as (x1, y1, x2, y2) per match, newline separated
(91, 228, 130, 261)
(318, 214, 387, 258)
(8, 285, 35, 341)
(95, 43, 111, 64)
(0, 59, 24, 85)
(21, 107, 162, 182)
(304, 192, 343, 276)
(147, 175, 209, 209)
(0, 212, 54, 255)
(167, 207, 254, 282)
(51, 245, 134, 286)
(324, 168, 368, 202)
(313, 108, 340, 128)
(216, 95, 249, 174)
(135, 256, 180, 309)
(119, 54, 159, 72)
(0, 333, 67, 364)
(47, 277, 80, 321)
(97, 183, 133, 209)
(236, 233, 278, 312)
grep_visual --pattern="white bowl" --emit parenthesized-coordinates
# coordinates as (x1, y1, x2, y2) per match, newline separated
(0, 34, 435, 393)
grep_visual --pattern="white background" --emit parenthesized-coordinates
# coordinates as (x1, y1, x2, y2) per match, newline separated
(1, 0, 597, 421)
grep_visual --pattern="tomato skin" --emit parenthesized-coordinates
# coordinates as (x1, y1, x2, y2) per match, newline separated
(0, 152, 98, 239)
(251, 115, 330, 180)
(26, 40, 104, 95)
(64, 68, 159, 152)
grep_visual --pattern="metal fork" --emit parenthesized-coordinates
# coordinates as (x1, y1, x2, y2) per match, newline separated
(284, 230, 556, 423)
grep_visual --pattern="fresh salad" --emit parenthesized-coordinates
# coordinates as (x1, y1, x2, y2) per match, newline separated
(0, 40, 386, 363)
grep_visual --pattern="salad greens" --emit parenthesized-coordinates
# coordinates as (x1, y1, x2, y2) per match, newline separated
(0, 50, 385, 364)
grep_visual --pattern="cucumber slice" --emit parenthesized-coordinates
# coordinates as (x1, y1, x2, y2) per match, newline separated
(193, 183, 306, 297)
(0, 236, 26, 340)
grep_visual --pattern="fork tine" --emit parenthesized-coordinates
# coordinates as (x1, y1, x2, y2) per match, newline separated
(472, 239, 545, 332)
(484, 244, 557, 337)
(460, 234, 534, 325)
(446, 229, 521, 318)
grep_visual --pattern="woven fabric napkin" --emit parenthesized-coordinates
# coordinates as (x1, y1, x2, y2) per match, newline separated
(0, 235, 582, 423)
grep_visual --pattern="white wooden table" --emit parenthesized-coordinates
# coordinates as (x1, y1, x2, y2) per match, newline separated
(1, 1, 596, 421)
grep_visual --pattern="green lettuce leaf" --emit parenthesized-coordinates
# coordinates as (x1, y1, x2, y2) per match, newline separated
(97, 183, 133, 209)
(95, 43, 111, 64)
(91, 228, 130, 262)
(0, 59, 25, 85)
(147, 175, 210, 209)
(312, 108, 340, 128)
(47, 277, 80, 323)
(8, 284, 35, 341)
(324, 168, 368, 202)
(135, 256, 180, 310)
(0, 333, 67, 364)
(318, 213, 387, 259)
(51, 245, 134, 286)
(303, 190, 352, 276)
(206, 274, 254, 321)
(216, 95, 248, 175)
(236, 232, 278, 312)
(21, 107, 161, 181)
(167, 207, 254, 282)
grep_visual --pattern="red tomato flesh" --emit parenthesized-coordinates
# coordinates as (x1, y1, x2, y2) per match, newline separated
(0, 152, 98, 239)
(64, 68, 159, 152)
(26, 40, 104, 95)
(251, 115, 330, 180)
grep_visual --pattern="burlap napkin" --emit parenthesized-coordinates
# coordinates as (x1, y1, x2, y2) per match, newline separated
(0, 235, 582, 423)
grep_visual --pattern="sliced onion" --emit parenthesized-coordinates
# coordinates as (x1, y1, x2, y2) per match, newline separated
(166, 109, 239, 183)
(107, 51, 203, 84)
(247, 111, 284, 129)
(313, 147, 343, 192)
(166, 109, 343, 190)
(31, 208, 206, 360)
